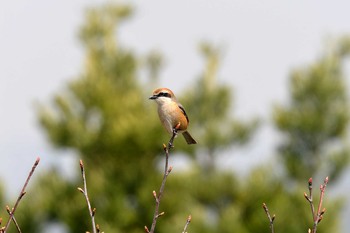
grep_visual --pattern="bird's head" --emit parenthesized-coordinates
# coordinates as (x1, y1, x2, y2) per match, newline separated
(149, 88, 176, 104)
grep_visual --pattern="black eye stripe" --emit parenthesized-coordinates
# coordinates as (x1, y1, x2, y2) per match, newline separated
(157, 92, 171, 98)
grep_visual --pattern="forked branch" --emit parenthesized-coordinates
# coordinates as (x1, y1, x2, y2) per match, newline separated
(2, 157, 40, 233)
(78, 160, 100, 233)
(304, 177, 329, 233)
(262, 203, 275, 233)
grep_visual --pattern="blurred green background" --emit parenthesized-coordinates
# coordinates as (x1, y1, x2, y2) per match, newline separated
(1, 1, 350, 233)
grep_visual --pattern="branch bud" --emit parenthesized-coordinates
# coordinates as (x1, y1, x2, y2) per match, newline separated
(187, 214, 192, 222)
(308, 177, 313, 187)
(20, 191, 26, 199)
(152, 190, 157, 199)
(144, 226, 150, 233)
(318, 215, 323, 223)
(157, 212, 165, 218)
(5, 206, 10, 214)
(324, 176, 329, 185)
(35, 157, 41, 166)
(79, 160, 84, 172)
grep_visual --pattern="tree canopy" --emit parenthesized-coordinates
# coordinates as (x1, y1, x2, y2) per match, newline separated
(274, 37, 350, 182)
(0, 3, 348, 233)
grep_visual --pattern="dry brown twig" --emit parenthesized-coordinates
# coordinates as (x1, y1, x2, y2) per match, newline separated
(262, 203, 275, 233)
(145, 126, 178, 233)
(304, 176, 329, 233)
(78, 160, 102, 233)
(2, 157, 40, 233)
(5, 206, 21, 233)
(181, 215, 192, 233)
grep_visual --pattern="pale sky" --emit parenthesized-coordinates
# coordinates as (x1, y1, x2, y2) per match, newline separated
(1, 0, 350, 231)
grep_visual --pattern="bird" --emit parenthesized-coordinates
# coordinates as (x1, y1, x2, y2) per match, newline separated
(149, 87, 197, 145)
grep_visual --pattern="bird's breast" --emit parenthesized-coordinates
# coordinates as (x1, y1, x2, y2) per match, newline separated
(157, 102, 188, 134)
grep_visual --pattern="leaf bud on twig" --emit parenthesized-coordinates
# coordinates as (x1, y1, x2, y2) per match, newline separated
(308, 177, 313, 186)
(157, 212, 165, 218)
(187, 215, 192, 222)
(324, 176, 329, 185)
(79, 159, 84, 173)
(144, 226, 150, 233)
(318, 215, 323, 223)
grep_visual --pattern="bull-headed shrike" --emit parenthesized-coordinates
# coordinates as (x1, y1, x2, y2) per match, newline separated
(149, 88, 197, 145)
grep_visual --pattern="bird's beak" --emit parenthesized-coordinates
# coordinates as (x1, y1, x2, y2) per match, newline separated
(149, 95, 157, 100)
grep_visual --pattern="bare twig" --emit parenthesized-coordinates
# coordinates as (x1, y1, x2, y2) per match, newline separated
(3, 157, 40, 233)
(146, 128, 177, 233)
(182, 215, 192, 233)
(6, 206, 21, 233)
(262, 203, 275, 233)
(305, 178, 315, 221)
(78, 160, 98, 233)
(304, 177, 328, 233)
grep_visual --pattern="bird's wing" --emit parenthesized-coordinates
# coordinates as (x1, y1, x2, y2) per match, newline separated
(178, 104, 189, 123)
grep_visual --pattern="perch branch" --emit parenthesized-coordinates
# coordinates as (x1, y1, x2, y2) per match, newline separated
(146, 127, 178, 233)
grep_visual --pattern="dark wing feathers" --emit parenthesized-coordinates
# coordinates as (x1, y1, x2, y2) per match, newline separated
(178, 104, 189, 123)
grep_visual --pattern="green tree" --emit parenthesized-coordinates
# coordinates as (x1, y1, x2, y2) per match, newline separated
(29, 4, 165, 233)
(9, 3, 256, 233)
(2, 3, 344, 233)
(273, 37, 350, 182)
(156, 42, 341, 233)
(180, 42, 258, 170)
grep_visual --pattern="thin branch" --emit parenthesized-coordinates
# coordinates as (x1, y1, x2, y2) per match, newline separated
(306, 178, 315, 221)
(3, 157, 40, 233)
(304, 177, 329, 233)
(262, 203, 275, 233)
(146, 128, 177, 233)
(181, 215, 192, 233)
(78, 160, 97, 233)
(5, 206, 21, 233)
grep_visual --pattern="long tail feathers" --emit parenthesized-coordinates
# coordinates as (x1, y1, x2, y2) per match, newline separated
(182, 131, 197, 145)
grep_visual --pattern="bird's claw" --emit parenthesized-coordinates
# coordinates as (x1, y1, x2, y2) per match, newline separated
(172, 128, 178, 136)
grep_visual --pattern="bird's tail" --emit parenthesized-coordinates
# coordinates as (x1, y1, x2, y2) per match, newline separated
(182, 131, 197, 144)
